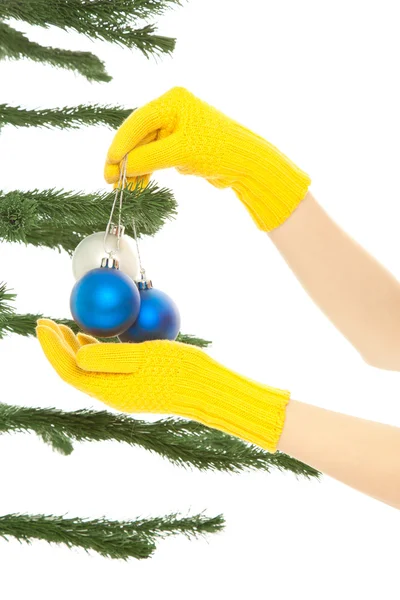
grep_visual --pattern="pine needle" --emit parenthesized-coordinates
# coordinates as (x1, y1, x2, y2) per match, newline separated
(0, 282, 16, 316)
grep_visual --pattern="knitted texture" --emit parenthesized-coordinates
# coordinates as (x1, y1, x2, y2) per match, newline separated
(104, 86, 311, 231)
(36, 319, 290, 452)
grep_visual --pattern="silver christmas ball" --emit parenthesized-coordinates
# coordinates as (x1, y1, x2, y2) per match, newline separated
(72, 229, 140, 281)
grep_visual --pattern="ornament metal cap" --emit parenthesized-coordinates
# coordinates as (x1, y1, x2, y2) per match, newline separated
(136, 269, 153, 290)
(108, 222, 125, 237)
(101, 256, 120, 269)
(137, 279, 153, 290)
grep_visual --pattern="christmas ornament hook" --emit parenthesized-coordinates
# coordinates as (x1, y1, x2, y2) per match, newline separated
(103, 155, 128, 258)
(103, 154, 147, 281)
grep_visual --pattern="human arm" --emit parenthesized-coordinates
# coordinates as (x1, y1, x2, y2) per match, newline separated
(102, 87, 400, 507)
(268, 191, 400, 371)
(278, 399, 400, 509)
(36, 320, 400, 510)
(104, 86, 400, 371)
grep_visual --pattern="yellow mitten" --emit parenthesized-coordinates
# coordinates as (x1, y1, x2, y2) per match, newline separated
(36, 319, 290, 452)
(104, 86, 311, 231)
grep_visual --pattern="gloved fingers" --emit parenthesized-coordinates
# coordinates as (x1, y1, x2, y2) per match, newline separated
(126, 133, 183, 175)
(37, 319, 99, 351)
(110, 173, 151, 191)
(37, 319, 80, 355)
(105, 133, 182, 183)
(76, 342, 145, 373)
(105, 131, 157, 185)
(205, 175, 231, 189)
(58, 324, 81, 354)
(76, 332, 100, 347)
(106, 95, 172, 166)
(37, 318, 63, 338)
(37, 319, 79, 351)
(36, 324, 83, 383)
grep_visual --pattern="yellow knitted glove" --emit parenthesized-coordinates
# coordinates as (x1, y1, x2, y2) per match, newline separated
(36, 319, 291, 452)
(104, 86, 311, 231)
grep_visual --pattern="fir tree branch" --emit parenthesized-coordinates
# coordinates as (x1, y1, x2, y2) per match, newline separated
(0, 282, 212, 348)
(0, 511, 223, 560)
(0, 103, 132, 129)
(175, 333, 212, 349)
(125, 511, 225, 541)
(0, 183, 178, 253)
(0, 0, 183, 26)
(53, 317, 212, 348)
(0, 311, 211, 348)
(0, 22, 111, 82)
(114, 23, 176, 58)
(0, 282, 16, 316)
(0, 513, 154, 560)
(0, 403, 320, 478)
(0, 0, 182, 55)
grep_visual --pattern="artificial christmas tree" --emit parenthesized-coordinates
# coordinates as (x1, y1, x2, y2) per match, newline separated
(0, 1, 319, 560)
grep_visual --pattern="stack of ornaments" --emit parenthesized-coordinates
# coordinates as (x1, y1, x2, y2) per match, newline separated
(70, 225, 180, 342)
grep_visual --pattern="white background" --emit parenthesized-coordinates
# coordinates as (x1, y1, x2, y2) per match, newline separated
(0, 0, 399, 598)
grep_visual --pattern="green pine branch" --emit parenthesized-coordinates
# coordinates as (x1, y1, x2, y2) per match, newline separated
(0, 511, 223, 560)
(0, 282, 15, 316)
(126, 511, 225, 541)
(0, 103, 133, 129)
(0, 311, 212, 348)
(0, 0, 182, 56)
(54, 316, 212, 348)
(0, 183, 178, 253)
(0, 22, 111, 82)
(175, 333, 212, 349)
(0, 0, 183, 26)
(113, 23, 176, 58)
(0, 283, 211, 348)
(0, 403, 320, 477)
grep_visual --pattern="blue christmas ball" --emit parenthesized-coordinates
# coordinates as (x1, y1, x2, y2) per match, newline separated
(70, 267, 140, 338)
(118, 285, 180, 343)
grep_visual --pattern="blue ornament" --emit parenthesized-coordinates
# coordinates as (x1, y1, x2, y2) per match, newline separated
(70, 259, 140, 338)
(118, 279, 180, 343)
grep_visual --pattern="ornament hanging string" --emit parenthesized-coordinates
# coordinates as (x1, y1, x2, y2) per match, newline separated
(103, 155, 146, 281)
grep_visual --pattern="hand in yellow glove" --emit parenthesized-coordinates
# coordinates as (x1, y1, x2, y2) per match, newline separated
(36, 319, 290, 452)
(104, 86, 311, 231)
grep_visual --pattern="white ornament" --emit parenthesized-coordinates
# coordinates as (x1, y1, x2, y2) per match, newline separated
(72, 230, 140, 281)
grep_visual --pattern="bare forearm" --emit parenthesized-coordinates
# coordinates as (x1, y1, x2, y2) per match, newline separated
(278, 399, 400, 509)
(268, 191, 400, 370)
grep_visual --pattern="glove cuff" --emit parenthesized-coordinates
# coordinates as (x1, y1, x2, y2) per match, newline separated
(171, 350, 291, 452)
(228, 133, 311, 231)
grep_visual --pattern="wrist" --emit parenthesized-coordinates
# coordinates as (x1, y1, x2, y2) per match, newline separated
(267, 189, 315, 240)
